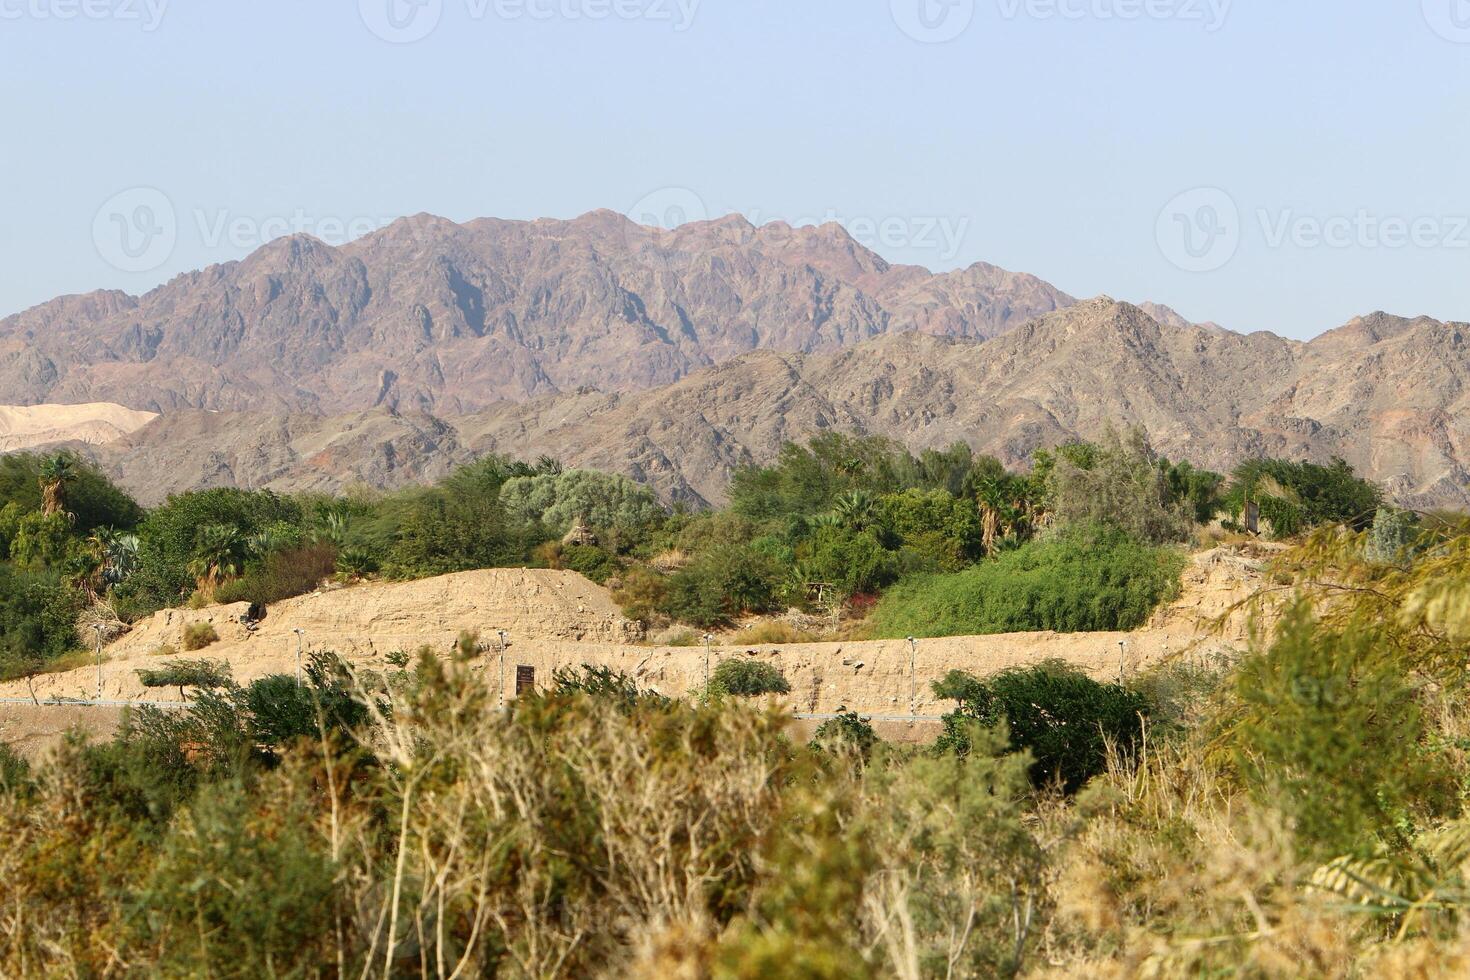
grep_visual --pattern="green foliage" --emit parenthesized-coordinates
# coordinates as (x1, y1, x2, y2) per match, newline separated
(1227, 603, 1454, 859)
(378, 485, 535, 579)
(661, 544, 784, 627)
(214, 541, 339, 606)
(137, 659, 233, 699)
(810, 709, 880, 759)
(551, 664, 672, 712)
(1046, 426, 1195, 545)
(1226, 456, 1383, 538)
(500, 468, 666, 538)
(870, 523, 1185, 639)
(0, 565, 83, 679)
(243, 654, 373, 750)
(4, 510, 77, 569)
(1365, 506, 1420, 564)
(873, 488, 984, 570)
(558, 543, 620, 584)
(0, 451, 142, 532)
(710, 658, 792, 697)
(934, 662, 1150, 792)
(795, 525, 898, 597)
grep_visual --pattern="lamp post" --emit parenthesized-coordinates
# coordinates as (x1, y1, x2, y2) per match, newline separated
(93, 623, 105, 702)
(496, 630, 508, 708)
(293, 628, 306, 688)
(1118, 639, 1127, 686)
(907, 636, 917, 717)
(703, 633, 713, 699)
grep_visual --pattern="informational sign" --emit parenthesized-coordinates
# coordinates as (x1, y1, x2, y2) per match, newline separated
(515, 665, 535, 697)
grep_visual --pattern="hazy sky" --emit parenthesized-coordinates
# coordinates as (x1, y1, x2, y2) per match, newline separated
(1, 1, 1467, 339)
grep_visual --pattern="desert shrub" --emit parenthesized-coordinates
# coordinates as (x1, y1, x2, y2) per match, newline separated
(796, 525, 899, 597)
(810, 709, 880, 759)
(1226, 603, 1455, 859)
(214, 542, 338, 606)
(934, 662, 1150, 792)
(612, 564, 669, 623)
(660, 544, 784, 627)
(243, 654, 372, 750)
(181, 622, 219, 651)
(730, 621, 819, 645)
(499, 469, 666, 539)
(378, 486, 538, 579)
(869, 523, 1184, 638)
(551, 664, 671, 712)
(710, 658, 791, 697)
(137, 659, 233, 700)
(0, 744, 29, 795)
(1046, 426, 1195, 544)
(559, 543, 620, 584)
(1365, 506, 1420, 564)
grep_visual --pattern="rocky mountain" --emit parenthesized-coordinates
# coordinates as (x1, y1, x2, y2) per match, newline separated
(0, 211, 1076, 415)
(85, 299, 1470, 509)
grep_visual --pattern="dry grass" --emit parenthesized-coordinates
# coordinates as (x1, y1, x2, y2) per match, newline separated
(181, 623, 218, 651)
(728, 621, 819, 646)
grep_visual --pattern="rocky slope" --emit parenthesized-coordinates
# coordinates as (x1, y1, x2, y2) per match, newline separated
(0, 211, 1075, 415)
(83, 299, 1470, 509)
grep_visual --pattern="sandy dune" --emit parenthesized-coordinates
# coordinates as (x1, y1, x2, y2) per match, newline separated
(0, 402, 158, 452)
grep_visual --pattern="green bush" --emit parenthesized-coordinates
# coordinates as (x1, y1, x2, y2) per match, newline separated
(711, 658, 791, 697)
(0, 566, 84, 679)
(811, 709, 880, 759)
(660, 545, 784, 627)
(933, 662, 1150, 792)
(796, 526, 898, 597)
(559, 544, 620, 584)
(137, 659, 233, 700)
(869, 523, 1184, 639)
(499, 469, 666, 538)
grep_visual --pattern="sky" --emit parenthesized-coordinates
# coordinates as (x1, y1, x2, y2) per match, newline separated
(0, 0, 1467, 339)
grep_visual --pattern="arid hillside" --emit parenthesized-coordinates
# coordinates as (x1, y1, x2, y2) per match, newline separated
(85, 299, 1470, 509)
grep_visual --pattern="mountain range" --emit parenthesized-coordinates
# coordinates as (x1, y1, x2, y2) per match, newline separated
(1, 212, 1465, 509)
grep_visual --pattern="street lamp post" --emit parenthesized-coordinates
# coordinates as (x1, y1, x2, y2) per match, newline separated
(497, 630, 508, 707)
(1118, 639, 1127, 686)
(93, 623, 105, 702)
(293, 628, 306, 688)
(703, 633, 713, 699)
(907, 636, 917, 717)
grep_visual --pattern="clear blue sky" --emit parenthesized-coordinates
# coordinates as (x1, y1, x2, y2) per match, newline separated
(1, 1, 1467, 338)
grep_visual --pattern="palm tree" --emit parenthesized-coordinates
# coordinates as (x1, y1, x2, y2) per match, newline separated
(833, 490, 880, 532)
(38, 454, 76, 518)
(188, 524, 246, 598)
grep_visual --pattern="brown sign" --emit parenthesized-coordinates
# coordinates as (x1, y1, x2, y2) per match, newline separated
(515, 665, 535, 696)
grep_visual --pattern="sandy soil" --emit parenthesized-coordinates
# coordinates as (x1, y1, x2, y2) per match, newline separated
(0, 402, 158, 451)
